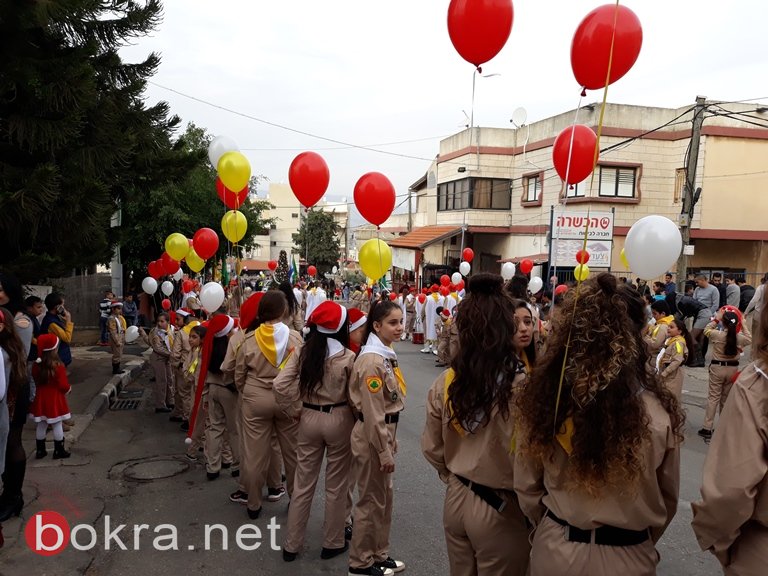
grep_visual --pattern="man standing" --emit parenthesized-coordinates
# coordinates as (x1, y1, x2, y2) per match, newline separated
(724, 274, 740, 308)
(41, 293, 74, 367)
(710, 272, 727, 308)
(98, 290, 114, 346)
(663, 272, 676, 295)
(737, 277, 755, 313)
(694, 274, 720, 360)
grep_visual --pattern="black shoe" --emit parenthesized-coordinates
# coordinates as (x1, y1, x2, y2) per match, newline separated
(348, 566, 392, 576)
(283, 550, 298, 562)
(53, 440, 71, 459)
(0, 495, 23, 522)
(180, 421, 189, 431)
(375, 557, 405, 573)
(35, 439, 48, 459)
(345, 524, 353, 541)
(247, 507, 261, 520)
(231, 469, 240, 478)
(169, 416, 184, 422)
(207, 471, 220, 481)
(698, 428, 713, 439)
(167, 404, 175, 410)
(155, 407, 172, 413)
(229, 490, 248, 504)
(321, 541, 349, 559)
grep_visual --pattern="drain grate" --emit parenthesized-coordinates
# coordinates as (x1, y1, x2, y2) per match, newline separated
(111, 399, 141, 411)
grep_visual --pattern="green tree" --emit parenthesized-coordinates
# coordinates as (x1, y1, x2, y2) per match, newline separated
(119, 123, 274, 286)
(274, 250, 290, 284)
(293, 209, 340, 273)
(0, 0, 177, 282)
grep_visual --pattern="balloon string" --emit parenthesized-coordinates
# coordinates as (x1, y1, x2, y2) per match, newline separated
(376, 229, 385, 289)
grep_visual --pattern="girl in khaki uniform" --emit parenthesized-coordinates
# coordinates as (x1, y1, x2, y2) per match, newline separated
(184, 326, 207, 460)
(656, 319, 691, 398)
(148, 313, 175, 412)
(234, 291, 302, 519)
(698, 309, 752, 439)
(514, 274, 684, 576)
(170, 310, 192, 423)
(348, 300, 406, 576)
(422, 274, 531, 576)
(692, 305, 768, 575)
(106, 301, 126, 374)
(274, 301, 356, 562)
(644, 300, 675, 372)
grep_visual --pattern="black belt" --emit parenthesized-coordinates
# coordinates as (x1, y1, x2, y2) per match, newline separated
(710, 359, 739, 367)
(357, 412, 400, 424)
(455, 474, 506, 513)
(302, 401, 348, 413)
(545, 510, 649, 547)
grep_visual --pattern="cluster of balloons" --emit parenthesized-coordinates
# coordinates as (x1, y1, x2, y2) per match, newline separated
(142, 229, 220, 296)
(209, 137, 251, 245)
(458, 247, 474, 278)
(574, 248, 591, 282)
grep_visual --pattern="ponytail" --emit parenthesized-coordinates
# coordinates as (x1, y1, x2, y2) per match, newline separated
(722, 311, 739, 357)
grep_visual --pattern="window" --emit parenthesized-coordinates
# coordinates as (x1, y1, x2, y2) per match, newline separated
(270, 224, 277, 230)
(565, 183, 584, 198)
(598, 166, 637, 198)
(437, 177, 511, 211)
(523, 173, 542, 203)
(270, 241, 277, 247)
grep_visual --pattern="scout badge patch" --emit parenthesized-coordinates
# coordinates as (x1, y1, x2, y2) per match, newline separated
(367, 375, 383, 394)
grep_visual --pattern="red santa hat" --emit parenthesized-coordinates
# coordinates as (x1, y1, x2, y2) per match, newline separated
(239, 292, 264, 331)
(36, 334, 60, 363)
(110, 300, 123, 308)
(441, 308, 451, 317)
(348, 308, 367, 332)
(308, 301, 347, 334)
(211, 314, 235, 338)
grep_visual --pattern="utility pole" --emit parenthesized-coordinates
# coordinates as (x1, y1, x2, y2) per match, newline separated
(407, 188, 413, 232)
(677, 95, 707, 285)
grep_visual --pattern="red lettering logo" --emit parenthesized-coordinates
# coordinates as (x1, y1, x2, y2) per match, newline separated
(25, 511, 70, 556)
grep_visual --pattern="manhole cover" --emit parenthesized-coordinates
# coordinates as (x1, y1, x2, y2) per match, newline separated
(111, 399, 141, 411)
(123, 459, 189, 481)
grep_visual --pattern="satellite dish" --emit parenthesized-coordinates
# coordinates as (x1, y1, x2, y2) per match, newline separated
(511, 107, 528, 127)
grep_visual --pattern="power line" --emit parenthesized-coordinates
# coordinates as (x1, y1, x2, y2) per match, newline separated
(239, 135, 449, 152)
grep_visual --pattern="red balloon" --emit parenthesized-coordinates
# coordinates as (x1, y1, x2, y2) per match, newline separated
(417, 293, 426, 304)
(571, 4, 643, 91)
(193, 228, 219, 260)
(288, 152, 330, 208)
(439, 286, 450, 297)
(215, 178, 249, 210)
(389, 293, 398, 301)
(440, 274, 451, 286)
(555, 284, 569, 296)
(161, 298, 171, 310)
(148, 260, 163, 280)
(268, 260, 278, 271)
(552, 124, 597, 185)
(447, 0, 514, 69)
(576, 249, 591, 265)
(520, 259, 534, 274)
(353, 172, 396, 227)
(182, 280, 194, 293)
(161, 252, 180, 275)
(462, 247, 474, 263)
(307, 265, 317, 277)
(456, 279, 465, 291)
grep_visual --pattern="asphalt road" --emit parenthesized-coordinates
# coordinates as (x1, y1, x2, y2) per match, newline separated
(2, 341, 722, 575)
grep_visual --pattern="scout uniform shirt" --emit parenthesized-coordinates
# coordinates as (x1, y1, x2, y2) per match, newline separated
(703, 319, 752, 360)
(349, 334, 406, 468)
(644, 315, 674, 362)
(657, 335, 688, 397)
(107, 313, 126, 345)
(149, 326, 173, 360)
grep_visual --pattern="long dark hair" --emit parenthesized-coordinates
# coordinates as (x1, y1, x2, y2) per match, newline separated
(511, 298, 536, 367)
(450, 274, 519, 431)
(299, 317, 350, 400)
(516, 273, 685, 496)
(506, 274, 529, 300)
(248, 291, 287, 331)
(0, 272, 25, 316)
(362, 299, 401, 345)
(722, 311, 740, 357)
(209, 334, 229, 374)
(278, 282, 298, 315)
(0, 306, 29, 393)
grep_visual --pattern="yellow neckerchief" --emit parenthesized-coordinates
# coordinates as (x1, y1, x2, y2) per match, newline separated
(254, 323, 293, 368)
(652, 315, 675, 338)
(182, 320, 200, 335)
(431, 292, 439, 301)
(442, 368, 465, 437)
(392, 362, 407, 396)
(555, 417, 575, 455)
(450, 292, 458, 301)
(665, 335, 686, 355)
(520, 350, 531, 375)
(187, 350, 200, 375)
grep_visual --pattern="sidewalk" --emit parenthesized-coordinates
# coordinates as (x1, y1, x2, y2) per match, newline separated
(680, 346, 753, 410)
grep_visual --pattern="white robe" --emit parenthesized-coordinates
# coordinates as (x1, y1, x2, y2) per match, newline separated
(398, 295, 407, 330)
(424, 293, 444, 341)
(414, 299, 424, 333)
(443, 292, 460, 315)
(304, 288, 326, 320)
(292, 287, 304, 309)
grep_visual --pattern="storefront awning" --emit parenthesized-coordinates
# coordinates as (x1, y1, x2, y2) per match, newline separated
(388, 226, 462, 250)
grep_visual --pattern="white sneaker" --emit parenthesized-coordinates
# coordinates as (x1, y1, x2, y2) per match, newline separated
(400, 334, 406, 341)
(420, 347, 430, 353)
(432, 349, 438, 355)
(376, 557, 405, 573)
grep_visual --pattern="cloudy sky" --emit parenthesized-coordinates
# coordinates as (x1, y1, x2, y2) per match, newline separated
(121, 0, 766, 222)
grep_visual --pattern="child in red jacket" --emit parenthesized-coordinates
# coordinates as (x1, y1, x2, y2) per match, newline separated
(29, 333, 72, 459)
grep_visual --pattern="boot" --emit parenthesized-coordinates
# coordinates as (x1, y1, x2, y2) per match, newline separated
(112, 362, 122, 375)
(35, 439, 48, 459)
(0, 459, 26, 522)
(53, 440, 71, 460)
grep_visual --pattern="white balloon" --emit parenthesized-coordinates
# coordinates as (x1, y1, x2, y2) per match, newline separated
(208, 135, 239, 168)
(624, 215, 682, 279)
(125, 326, 140, 344)
(332, 266, 338, 274)
(501, 262, 516, 280)
(200, 282, 225, 312)
(172, 268, 183, 281)
(529, 276, 544, 294)
(161, 281, 174, 296)
(459, 261, 471, 276)
(142, 277, 158, 295)
(451, 272, 462, 285)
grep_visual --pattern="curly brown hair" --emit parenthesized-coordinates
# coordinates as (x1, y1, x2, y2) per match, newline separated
(449, 273, 520, 431)
(516, 273, 685, 495)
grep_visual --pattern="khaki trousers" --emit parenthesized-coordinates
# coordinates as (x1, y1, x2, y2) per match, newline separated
(438, 336, 450, 364)
(283, 406, 355, 553)
(240, 384, 299, 511)
(349, 420, 396, 569)
(725, 522, 768, 576)
(110, 340, 123, 365)
(186, 388, 208, 457)
(703, 363, 738, 430)
(406, 312, 416, 334)
(443, 474, 531, 576)
(205, 384, 241, 474)
(662, 368, 684, 399)
(150, 353, 174, 409)
(172, 366, 192, 420)
(530, 516, 658, 576)
(267, 433, 284, 490)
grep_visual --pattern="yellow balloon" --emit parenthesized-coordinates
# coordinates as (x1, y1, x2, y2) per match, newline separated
(574, 264, 590, 282)
(217, 151, 251, 192)
(221, 210, 247, 243)
(186, 248, 206, 273)
(620, 248, 630, 270)
(359, 239, 392, 281)
(165, 233, 189, 261)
